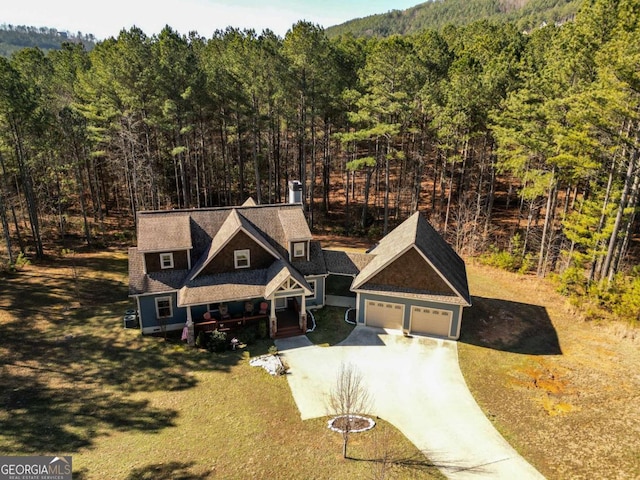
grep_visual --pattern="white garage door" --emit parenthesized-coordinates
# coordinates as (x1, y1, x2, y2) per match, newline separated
(365, 300, 404, 330)
(410, 306, 452, 337)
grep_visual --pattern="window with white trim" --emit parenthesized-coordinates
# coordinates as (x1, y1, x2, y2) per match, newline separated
(155, 296, 173, 319)
(293, 241, 306, 258)
(234, 249, 250, 269)
(306, 279, 316, 298)
(160, 252, 174, 269)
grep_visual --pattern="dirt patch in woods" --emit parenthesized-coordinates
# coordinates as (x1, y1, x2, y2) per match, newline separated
(313, 232, 373, 252)
(459, 262, 640, 480)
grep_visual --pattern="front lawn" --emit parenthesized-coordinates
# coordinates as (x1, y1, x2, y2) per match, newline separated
(307, 306, 356, 346)
(0, 251, 441, 479)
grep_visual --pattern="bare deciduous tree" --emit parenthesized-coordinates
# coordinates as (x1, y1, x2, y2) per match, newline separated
(326, 362, 371, 459)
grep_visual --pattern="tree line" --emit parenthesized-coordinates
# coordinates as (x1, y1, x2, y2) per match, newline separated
(0, 0, 638, 322)
(0, 24, 96, 57)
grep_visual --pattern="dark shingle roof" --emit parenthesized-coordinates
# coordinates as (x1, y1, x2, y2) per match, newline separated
(352, 212, 471, 306)
(294, 241, 328, 276)
(278, 209, 312, 241)
(323, 249, 373, 276)
(190, 209, 280, 280)
(265, 259, 312, 298)
(176, 258, 312, 307)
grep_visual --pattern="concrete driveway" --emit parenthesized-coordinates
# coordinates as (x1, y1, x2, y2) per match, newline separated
(275, 327, 545, 479)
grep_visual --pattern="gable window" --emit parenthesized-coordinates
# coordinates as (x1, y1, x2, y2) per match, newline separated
(293, 241, 306, 258)
(234, 249, 250, 269)
(155, 296, 173, 319)
(160, 252, 174, 269)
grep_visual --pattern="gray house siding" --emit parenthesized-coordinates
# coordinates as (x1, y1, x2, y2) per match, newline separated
(138, 292, 187, 334)
(304, 275, 325, 308)
(355, 292, 462, 338)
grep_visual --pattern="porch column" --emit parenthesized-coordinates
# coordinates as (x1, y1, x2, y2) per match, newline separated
(269, 298, 277, 338)
(186, 306, 195, 347)
(299, 295, 307, 331)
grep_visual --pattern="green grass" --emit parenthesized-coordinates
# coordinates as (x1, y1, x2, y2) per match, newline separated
(0, 251, 441, 479)
(307, 306, 356, 346)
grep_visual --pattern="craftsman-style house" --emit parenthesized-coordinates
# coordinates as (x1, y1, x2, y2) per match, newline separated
(128, 184, 471, 342)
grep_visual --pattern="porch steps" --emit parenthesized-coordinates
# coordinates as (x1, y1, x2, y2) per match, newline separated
(274, 324, 305, 339)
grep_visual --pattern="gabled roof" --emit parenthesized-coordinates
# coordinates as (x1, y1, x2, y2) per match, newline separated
(189, 209, 281, 280)
(242, 197, 257, 206)
(264, 259, 312, 298)
(128, 247, 189, 295)
(278, 208, 312, 242)
(176, 258, 312, 307)
(352, 212, 471, 306)
(131, 203, 326, 301)
(136, 213, 192, 252)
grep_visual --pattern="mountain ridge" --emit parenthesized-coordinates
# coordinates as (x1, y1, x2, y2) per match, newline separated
(326, 0, 583, 38)
(0, 24, 95, 57)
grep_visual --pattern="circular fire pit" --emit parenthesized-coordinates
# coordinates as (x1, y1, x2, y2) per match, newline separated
(327, 415, 375, 433)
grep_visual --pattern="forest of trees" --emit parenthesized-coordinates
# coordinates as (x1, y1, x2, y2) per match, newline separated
(325, 0, 582, 38)
(0, 0, 638, 323)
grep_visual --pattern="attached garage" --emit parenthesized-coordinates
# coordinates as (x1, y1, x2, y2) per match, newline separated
(410, 306, 452, 337)
(365, 300, 404, 330)
(350, 212, 472, 340)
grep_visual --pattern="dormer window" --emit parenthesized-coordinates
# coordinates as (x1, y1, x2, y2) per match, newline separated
(160, 252, 174, 269)
(234, 249, 250, 269)
(293, 242, 306, 258)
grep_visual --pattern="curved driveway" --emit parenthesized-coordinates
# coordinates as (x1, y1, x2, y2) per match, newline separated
(275, 327, 544, 479)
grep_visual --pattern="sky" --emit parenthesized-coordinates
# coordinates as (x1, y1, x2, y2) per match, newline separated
(2, 0, 422, 40)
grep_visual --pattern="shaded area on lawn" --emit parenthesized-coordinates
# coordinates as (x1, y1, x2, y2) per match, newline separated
(1, 368, 176, 453)
(341, 425, 448, 478)
(125, 461, 210, 480)
(0, 253, 246, 455)
(347, 453, 443, 475)
(0, 254, 128, 320)
(460, 296, 562, 355)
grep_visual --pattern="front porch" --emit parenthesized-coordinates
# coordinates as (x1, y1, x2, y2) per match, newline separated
(183, 265, 313, 345)
(189, 297, 308, 342)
